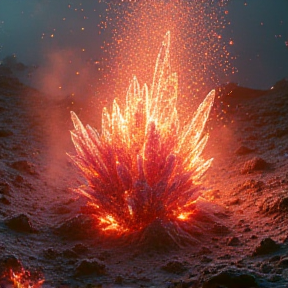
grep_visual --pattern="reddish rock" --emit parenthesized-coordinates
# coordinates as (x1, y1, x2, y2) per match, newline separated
(241, 157, 270, 174)
(161, 260, 187, 274)
(252, 238, 280, 256)
(74, 259, 106, 277)
(5, 214, 36, 233)
(0, 255, 22, 274)
(202, 269, 258, 288)
(227, 236, 241, 246)
(9, 160, 36, 175)
(0, 129, 13, 137)
(235, 145, 254, 155)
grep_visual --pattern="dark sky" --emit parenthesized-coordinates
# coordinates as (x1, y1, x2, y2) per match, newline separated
(0, 0, 287, 92)
(0, 1, 106, 63)
(226, 0, 288, 88)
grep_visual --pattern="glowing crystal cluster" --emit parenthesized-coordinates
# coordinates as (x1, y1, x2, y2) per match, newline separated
(70, 32, 215, 232)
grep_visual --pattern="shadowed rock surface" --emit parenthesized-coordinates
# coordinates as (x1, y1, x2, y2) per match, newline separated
(0, 75, 288, 287)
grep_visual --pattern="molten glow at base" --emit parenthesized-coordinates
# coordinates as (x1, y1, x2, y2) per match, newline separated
(70, 32, 215, 233)
(8, 268, 44, 288)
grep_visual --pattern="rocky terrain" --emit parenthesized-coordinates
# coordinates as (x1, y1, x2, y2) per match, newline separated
(0, 69, 288, 287)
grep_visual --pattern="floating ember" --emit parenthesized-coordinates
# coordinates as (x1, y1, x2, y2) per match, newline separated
(69, 32, 215, 233)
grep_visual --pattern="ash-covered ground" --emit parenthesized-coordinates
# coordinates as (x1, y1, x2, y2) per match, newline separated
(0, 69, 288, 287)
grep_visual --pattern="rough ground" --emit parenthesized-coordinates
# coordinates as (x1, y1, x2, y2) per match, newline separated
(0, 71, 288, 287)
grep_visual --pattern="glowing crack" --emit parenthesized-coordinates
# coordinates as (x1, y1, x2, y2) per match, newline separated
(69, 32, 215, 233)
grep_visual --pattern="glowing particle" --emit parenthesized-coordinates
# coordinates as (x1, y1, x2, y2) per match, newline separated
(97, 0, 233, 101)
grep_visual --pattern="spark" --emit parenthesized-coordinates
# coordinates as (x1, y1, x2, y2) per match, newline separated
(69, 32, 215, 233)
(98, 0, 231, 107)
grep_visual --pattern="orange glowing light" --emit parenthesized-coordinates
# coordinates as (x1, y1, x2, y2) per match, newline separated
(69, 32, 215, 233)
(98, 0, 232, 112)
(177, 212, 194, 220)
(9, 268, 44, 288)
(99, 215, 128, 232)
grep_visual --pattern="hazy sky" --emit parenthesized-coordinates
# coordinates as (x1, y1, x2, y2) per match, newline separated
(0, 0, 287, 91)
(0, 1, 106, 63)
(226, 0, 288, 88)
